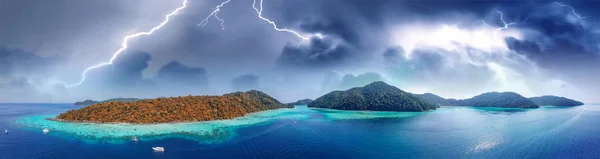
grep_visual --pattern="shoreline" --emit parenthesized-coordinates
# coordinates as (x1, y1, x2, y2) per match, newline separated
(46, 106, 573, 125)
(48, 107, 296, 125)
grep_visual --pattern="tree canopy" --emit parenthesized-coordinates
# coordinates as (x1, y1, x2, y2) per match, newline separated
(58, 90, 292, 124)
(308, 81, 438, 112)
(529, 95, 584, 106)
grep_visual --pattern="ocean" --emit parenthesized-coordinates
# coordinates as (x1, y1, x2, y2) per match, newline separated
(1, 103, 600, 158)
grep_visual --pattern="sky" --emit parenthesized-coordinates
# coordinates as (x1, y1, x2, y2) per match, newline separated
(0, 0, 598, 103)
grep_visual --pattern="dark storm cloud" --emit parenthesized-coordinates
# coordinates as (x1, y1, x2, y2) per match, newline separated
(7, 78, 30, 88)
(232, 74, 259, 91)
(383, 47, 447, 75)
(269, 0, 598, 102)
(382, 46, 498, 96)
(502, 1, 599, 57)
(383, 47, 404, 64)
(157, 61, 208, 87)
(0, 47, 67, 102)
(318, 71, 386, 93)
(500, 1, 600, 95)
(73, 51, 216, 99)
(0, 48, 55, 77)
(505, 37, 542, 55)
(406, 49, 446, 73)
(271, 0, 544, 71)
(296, 14, 361, 45)
(0, 78, 49, 102)
(338, 72, 384, 90)
(153, 61, 210, 96)
(507, 13, 599, 57)
(0, 0, 182, 58)
(0, 0, 598, 102)
(276, 38, 352, 70)
(272, 0, 381, 70)
(86, 51, 151, 88)
(343, 0, 499, 18)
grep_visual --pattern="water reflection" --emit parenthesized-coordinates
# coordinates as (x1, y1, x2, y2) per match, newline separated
(471, 107, 535, 115)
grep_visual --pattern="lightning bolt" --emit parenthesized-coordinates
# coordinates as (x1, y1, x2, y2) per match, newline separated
(65, 0, 188, 88)
(66, 0, 318, 88)
(324, 69, 344, 76)
(493, 9, 516, 31)
(197, 0, 312, 41)
(554, 2, 587, 19)
(479, 9, 516, 39)
(252, 0, 313, 43)
(198, 0, 231, 30)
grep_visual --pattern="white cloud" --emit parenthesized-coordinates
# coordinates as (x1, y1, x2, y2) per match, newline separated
(384, 21, 576, 99)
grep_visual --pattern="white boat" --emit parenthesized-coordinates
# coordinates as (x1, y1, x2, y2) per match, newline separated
(42, 128, 50, 133)
(4, 129, 7, 134)
(132, 136, 138, 142)
(152, 147, 164, 152)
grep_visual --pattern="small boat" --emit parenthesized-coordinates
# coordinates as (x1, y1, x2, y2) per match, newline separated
(152, 147, 165, 152)
(132, 136, 138, 142)
(4, 129, 7, 134)
(42, 128, 50, 133)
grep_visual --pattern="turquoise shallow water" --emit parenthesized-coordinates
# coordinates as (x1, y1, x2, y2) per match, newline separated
(2, 104, 600, 158)
(15, 108, 310, 144)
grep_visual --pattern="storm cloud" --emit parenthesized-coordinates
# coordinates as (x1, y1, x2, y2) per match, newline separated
(232, 74, 260, 91)
(0, 0, 597, 103)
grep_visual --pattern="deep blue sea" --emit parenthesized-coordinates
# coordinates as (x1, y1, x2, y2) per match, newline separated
(1, 103, 600, 159)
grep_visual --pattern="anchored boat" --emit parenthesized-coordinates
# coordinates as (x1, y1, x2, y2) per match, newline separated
(152, 147, 165, 152)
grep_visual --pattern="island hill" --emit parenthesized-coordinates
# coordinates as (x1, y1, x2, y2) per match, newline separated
(306, 81, 584, 111)
(413, 92, 584, 107)
(413, 92, 538, 108)
(288, 99, 313, 105)
(308, 81, 439, 111)
(74, 98, 141, 105)
(529, 95, 584, 106)
(57, 90, 293, 124)
(61, 81, 584, 123)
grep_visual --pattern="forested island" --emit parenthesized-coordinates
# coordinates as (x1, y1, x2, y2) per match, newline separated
(414, 92, 537, 108)
(308, 81, 438, 112)
(74, 98, 141, 105)
(457, 92, 539, 108)
(288, 99, 313, 105)
(57, 90, 293, 124)
(411, 93, 457, 106)
(529, 95, 584, 106)
(414, 92, 583, 108)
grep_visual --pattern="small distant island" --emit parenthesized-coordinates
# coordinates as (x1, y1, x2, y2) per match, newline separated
(57, 90, 293, 124)
(529, 95, 584, 106)
(288, 99, 313, 105)
(414, 92, 537, 108)
(412, 93, 457, 106)
(414, 92, 583, 108)
(308, 81, 438, 112)
(74, 98, 141, 105)
(458, 92, 539, 108)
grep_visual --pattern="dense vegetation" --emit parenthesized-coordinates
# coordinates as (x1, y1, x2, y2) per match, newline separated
(73, 100, 98, 105)
(308, 81, 438, 112)
(74, 98, 141, 105)
(288, 99, 313, 105)
(529, 95, 584, 106)
(457, 92, 539, 108)
(58, 90, 293, 124)
(412, 93, 458, 106)
(416, 92, 539, 108)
